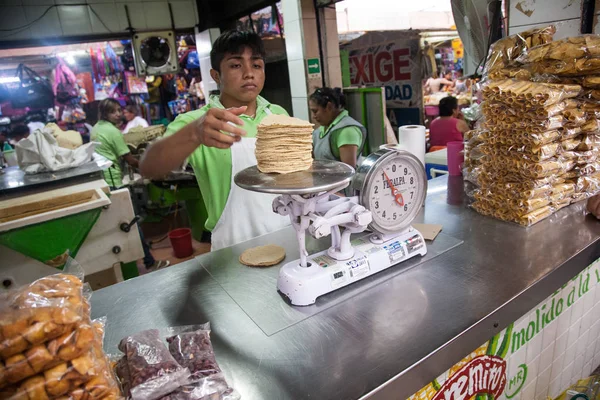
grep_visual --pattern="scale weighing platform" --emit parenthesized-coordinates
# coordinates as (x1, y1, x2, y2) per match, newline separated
(235, 149, 428, 306)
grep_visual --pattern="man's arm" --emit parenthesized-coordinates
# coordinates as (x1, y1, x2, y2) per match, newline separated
(140, 107, 247, 179)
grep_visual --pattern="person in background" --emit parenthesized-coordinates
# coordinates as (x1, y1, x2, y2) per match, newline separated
(425, 71, 455, 94)
(309, 87, 366, 169)
(7, 125, 30, 145)
(139, 30, 291, 251)
(429, 96, 469, 148)
(122, 105, 149, 134)
(91, 99, 169, 270)
(454, 69, 468, 94)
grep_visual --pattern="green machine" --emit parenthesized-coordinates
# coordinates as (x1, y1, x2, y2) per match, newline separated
(0, 160, 145, 288)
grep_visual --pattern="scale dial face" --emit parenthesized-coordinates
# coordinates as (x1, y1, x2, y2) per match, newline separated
(358, 150, 427, 235)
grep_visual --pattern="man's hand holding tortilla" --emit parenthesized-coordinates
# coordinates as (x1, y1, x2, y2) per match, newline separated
(194, 106, 247, 149)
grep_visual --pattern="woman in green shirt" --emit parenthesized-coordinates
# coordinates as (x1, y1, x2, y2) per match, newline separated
(92, 99, 168, 270)
(91, 99, 138, 188)
(309, 87, 366, 169)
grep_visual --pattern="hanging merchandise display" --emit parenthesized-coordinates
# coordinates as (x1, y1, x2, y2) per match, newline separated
(124, 71, 149, 95)
(11, 64, 54, 110)
(54, 59, 79, 104)
(75, 72, 94, 103)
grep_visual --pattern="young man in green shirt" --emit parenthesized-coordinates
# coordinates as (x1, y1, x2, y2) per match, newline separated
(141, 30, 290, 250)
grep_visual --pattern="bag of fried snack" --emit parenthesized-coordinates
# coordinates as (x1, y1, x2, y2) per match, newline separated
(0, 318, 122, 400)
(483, 25, 555, 77)
(0, 323, 96, 388)
(0, 264, 89, 362)
(520, 35, 600, 64)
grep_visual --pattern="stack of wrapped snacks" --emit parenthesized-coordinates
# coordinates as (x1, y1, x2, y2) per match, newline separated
(471, 79, 583, 226)
(466, 30, 600, 226)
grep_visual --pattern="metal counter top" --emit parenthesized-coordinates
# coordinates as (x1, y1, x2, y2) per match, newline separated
(0, 154, 110, 196)
(91, 176, 600, 400)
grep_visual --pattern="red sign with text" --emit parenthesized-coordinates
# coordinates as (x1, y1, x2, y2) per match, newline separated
(432, 355, 507, 400)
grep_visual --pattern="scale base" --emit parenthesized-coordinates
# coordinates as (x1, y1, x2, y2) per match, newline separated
(277, 228, 427, 306)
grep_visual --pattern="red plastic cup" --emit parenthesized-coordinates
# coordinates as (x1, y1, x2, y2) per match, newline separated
(168, 228, 193, 258)
(447, 141, 465, 176)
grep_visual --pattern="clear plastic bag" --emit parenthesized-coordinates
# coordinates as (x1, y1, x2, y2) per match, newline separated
(0, 261, 89, 361)
(118, 329, 189, 400)
(166, 325, 221, 380)
(159, 374, 240, 400)
(1, 318, 121, 400)
(1, 323, 95, 387)
(483, 25, 556, 77)
(519, 35, 600, 65)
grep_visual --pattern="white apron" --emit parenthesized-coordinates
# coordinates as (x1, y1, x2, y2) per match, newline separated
(210, 115, 291, 251)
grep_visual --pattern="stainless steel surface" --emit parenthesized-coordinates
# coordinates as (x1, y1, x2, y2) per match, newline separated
(202, 230, 461, 335)
(354, 149, 428, 235)
(91, 175, 600, 400)
(234, 160, 355, 194)
(0, 154, 110, 195)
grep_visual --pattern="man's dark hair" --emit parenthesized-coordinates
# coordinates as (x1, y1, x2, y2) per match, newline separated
(210, 30, 266, 72)
(310, 87, 346, 109)
(439, 96, 458, 117)
(458, 68, 464, 75)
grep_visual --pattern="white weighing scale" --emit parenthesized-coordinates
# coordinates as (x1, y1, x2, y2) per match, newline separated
(234, 149, 428, 306)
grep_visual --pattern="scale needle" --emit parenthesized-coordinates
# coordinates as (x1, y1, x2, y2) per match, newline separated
(383, 171, 404, 206)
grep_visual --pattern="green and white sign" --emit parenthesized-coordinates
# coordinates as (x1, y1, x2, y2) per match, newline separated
(307, 58, 321, 79)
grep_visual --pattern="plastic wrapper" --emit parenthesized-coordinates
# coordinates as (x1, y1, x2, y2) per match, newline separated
(518, 205, 554, 226)
(480, 142, 559, 162)
(166, 325, 220, 380)
(560, 136, 582, 151)
(483, 79, 582, 107)
(1, 323, 95, 388)
(478, 182, 553, 200)
(488, 67, 532, 81)
(471, 199, 553, 226)
(576, 171, 600, 194)
(474, 190, 550, 214)
(485, 155, 564, 179)
(483, 25, 555, 76)
(520, 35, 600, 64)
(0, 266, 89, 361)
(578, 134, 600, 150)
(582, 75, 600, 88)
(1, 318, 121, 400)
(118, 329, 189, 400)
(159, 374, 239, 400)
(115, 357, 131, 398)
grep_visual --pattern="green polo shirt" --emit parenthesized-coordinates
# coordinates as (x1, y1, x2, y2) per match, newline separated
(164, 95, 288, 231)
(318, 110, 363, 159)
(91, 120, 130, 188)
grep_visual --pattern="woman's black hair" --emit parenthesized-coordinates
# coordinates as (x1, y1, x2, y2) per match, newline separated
(439, 96, 458, 117)
(98, 98, 121, 122)
(210, 30, 266, 72)
(310, 87, 346, 109)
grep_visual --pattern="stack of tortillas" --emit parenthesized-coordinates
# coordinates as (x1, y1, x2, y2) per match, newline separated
(256, 114, 314, 174)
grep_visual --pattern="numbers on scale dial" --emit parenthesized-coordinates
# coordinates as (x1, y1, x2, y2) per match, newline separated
(370, 158, 419, 227)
